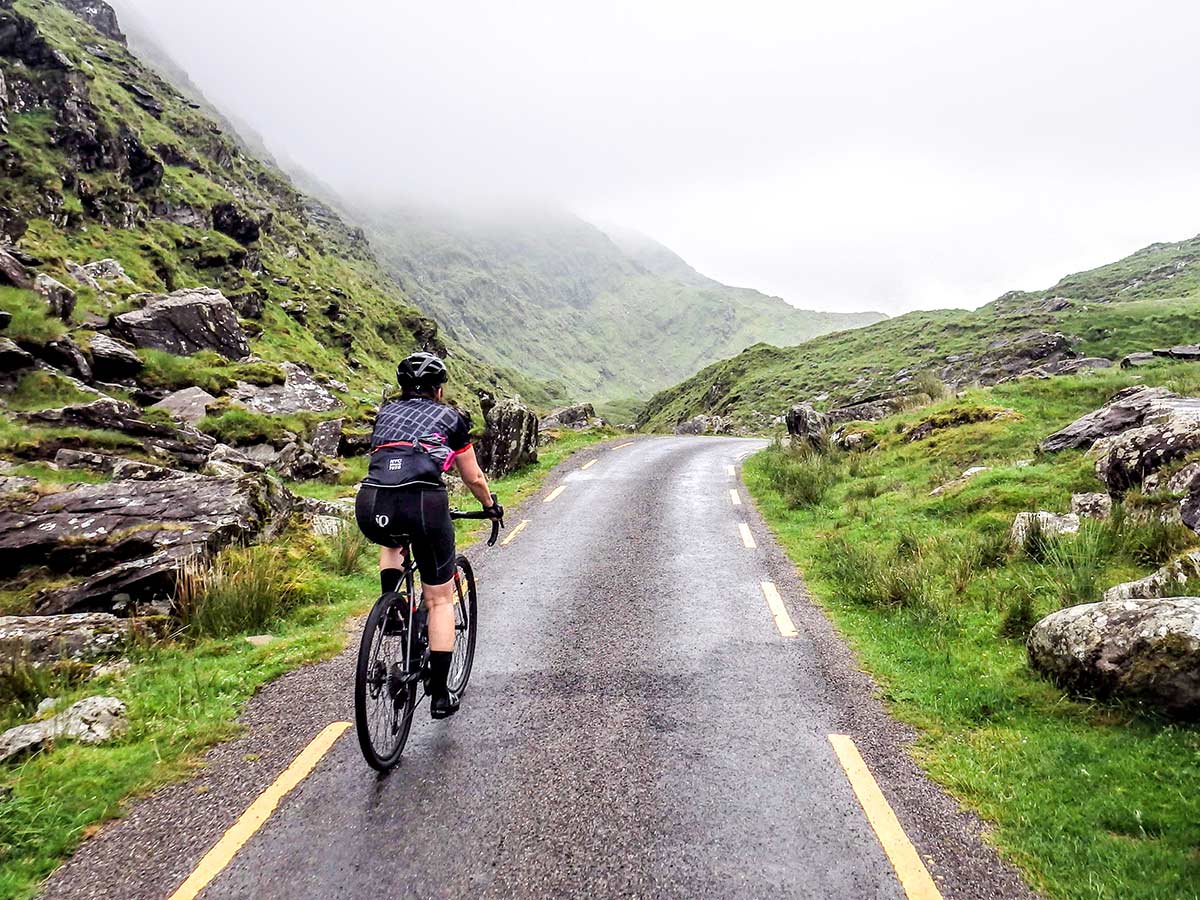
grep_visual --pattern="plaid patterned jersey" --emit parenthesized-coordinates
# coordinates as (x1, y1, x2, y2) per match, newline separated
(368, 398, 472, 484)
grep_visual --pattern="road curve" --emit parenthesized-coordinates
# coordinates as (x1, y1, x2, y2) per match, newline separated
(42, 436, 1035, 900)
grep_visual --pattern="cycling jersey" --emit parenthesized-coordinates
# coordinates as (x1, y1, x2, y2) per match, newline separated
(364, 398, 472, 490)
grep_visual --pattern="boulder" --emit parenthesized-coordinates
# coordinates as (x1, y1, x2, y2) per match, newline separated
(339, 429, 372, 457)
(1166, 462, 1200, 495)
(34, 274, 76, 320)
(228, 362, 339, 414)
(1071, 492, 1113, 521)
(150, 386, 216, 425)
(0, 476, 36, 497)
(1040, 386, 1177, 453)
(1120, 352, 1157, 369)
(111, 288, 250, 360)
(59, 0, 127, 44)
(1025, 357, 1114, 378)
(66, 258, 132, 290)
(0, 472, 295, 615)
(19, 398, 215, 469)
(86, 333, 142, 381)
(830, 426, 877, 452)
(273, 442, 339, 482)
(826, 398, 901, 424)
(207, 443, 266, 473)
(38, 336, 92, 381)
(1153, 345, 1200, 362)
(53, 449, 176, 481)
(0, 247, 33, 290)
(1103, 551, 1200, 603)
(1027, 597, 1200, 718)
(1094, 398, 1200, 494)
(0, 309, 11, 331)
(541, 403, 597, 430)
(965, 330, 1076, 384)
(674, 414, 729, 436)
(0, 337, 34, 373)
(310, 418, 344, 457)
(784, 403, 829, 447)
(1010, 511, 1080, 548)
(930, 466, 990, 497)
(477, 397, 538, 477)
(0, 613, 154, 665)
(212, 202, 264, 245)
(0, 696, 128, 763)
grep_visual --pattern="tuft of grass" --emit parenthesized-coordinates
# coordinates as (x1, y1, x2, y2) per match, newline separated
(196, 408, 302, 447)
(322, 523, 371, 577)
(175, 547, 302, 638)
(910, 370, 948, 401)
(756, 441, 845, 508)
(1, 286, 67, 344)
(6, 370, 93, 411)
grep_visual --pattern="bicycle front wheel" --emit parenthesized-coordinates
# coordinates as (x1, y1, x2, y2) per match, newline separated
(446, 556, 478, 696)
(354, 593, 417, 771)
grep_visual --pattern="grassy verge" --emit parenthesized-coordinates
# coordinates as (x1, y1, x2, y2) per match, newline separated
(0, 427, 613, 898)
(743, 368, 1200, 900)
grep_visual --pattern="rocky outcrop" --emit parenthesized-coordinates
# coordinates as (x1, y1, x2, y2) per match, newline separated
(19, 398, 215, 468)
(1010, 511, 1080, 548)
(1028, 597, 1200, 718)
(272, 441, 339, 482)
(477, 396, 537, 477)
(1093, 398, 1200, 494)
(212, 202, 264, 245)
(53, 449, 175, 480)
(1152, 345, 1200, 362)
(0, 696, 128, 763)
(59, 1, 127, 44)
(541, 403, 598, 430)
(34, 274, 75, 320)
(67, 258, 132, 290)
(38, 336, 91, 380)
(1070, 492, 1113, 520)
(0, 337, 34, 372)
(1040, 386, 1176, 453)
(1120, 352, 1156, 369)
(906, 406, 1016, 442)
(0, 472, 294, 614)
(827, 398, 901, 424)
(150, 386, 216, 424)
(674, 414, 730, 435)
(86, 333, 142, 381)
(310, 418, 343, 457)
(1024, 357, 1113, 378)
(111, 288, 250, 360)
(1103, 551, 1200, 603)
(785, 403, 828, 447)
(961, 330, 1075, 384)
(228, 362, 339, 414)
(0, 613, 153, 665)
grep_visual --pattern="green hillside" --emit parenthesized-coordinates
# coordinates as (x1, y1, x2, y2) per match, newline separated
(639, 235, 1200, 430)
(0, 0, 549, 421)
(362, 205, 885, 405)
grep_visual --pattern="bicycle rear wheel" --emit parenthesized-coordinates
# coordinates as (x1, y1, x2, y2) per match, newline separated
(446, 556, 478, 696)
(354, 593, 417, 771)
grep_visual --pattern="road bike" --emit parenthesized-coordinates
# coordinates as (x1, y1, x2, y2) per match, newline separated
(354, 499, 502, 771)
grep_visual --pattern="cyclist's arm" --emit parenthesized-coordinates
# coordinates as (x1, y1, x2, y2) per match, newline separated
(454, 446, 496, 508)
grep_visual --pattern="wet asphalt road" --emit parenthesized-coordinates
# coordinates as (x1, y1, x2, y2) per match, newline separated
(42, 436, 1037, 900)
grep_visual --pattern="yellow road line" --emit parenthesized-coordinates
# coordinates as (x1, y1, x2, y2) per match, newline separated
(501, 519, 530, 546)
(167, 722, 350, 900)
(760, 582, 798, 638)
(726, 464, 735, 477)
(738, 523, 756, 549)
(828, 735, 944, 900)
(544, 485, 566, 503)
(614, 441, 635, 449)
(730, 489, 742, 506)
(581, 459, 598, 470)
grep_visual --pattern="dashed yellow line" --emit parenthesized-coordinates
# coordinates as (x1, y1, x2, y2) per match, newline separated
(614, 441, 636, 450)
(167, 722, 350, 900)
(828, 735, 944, 900)
(730, 489, 742, 506)
(738, 523, 757, 549)
(501, 519, 530, 546)
(760, 581, 798, 637)
(544, 485, 566, 503)
(581, 459, 598, 470)
(726, 464, 735, 477)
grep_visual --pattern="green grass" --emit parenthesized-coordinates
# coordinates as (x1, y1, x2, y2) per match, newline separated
(742, 367, 1200, 900)
(5, 370, 93, 411)
(1, 286, 66, 344)
(0, 425, 610, 898)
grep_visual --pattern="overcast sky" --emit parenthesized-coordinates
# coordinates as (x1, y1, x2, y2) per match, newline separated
(116, 0, 1200, 315)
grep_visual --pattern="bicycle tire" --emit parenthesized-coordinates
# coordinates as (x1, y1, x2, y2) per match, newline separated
(446, 555, 478, 696)
(354, 592, 416, 771)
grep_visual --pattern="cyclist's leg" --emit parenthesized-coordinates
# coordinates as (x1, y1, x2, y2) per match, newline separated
(355, 485, 410, 594)
(411, 489, 458, 652)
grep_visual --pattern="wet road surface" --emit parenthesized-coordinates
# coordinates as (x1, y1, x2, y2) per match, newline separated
(42, 436, 1037, 900)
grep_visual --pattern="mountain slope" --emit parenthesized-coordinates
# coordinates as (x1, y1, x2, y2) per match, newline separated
(0, 0, 549, 420)
(639, 234, 1200, 430)
(362, 205, 885, 403)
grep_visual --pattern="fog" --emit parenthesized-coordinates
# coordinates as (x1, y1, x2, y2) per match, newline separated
(116, 0, 1200, 314)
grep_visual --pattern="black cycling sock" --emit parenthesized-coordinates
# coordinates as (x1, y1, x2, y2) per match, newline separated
(428, 650, 453, 695)
(380, 568, 403, 595)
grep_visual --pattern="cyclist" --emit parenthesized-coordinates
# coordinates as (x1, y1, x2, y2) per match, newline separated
(355, 351, 503, 719)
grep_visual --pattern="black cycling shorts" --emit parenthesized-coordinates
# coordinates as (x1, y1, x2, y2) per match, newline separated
(355, 486, 457, 585)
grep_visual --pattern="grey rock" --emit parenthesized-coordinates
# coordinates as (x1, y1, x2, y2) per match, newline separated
(785, 403, 829, 447)
(86, 333, 142, 381)
(1027, 597, 1200, 718)
(1040, 386, 1176, 453)
(297, 495, 354, 520)
(674, 414, 729, 436)
(66, 258, 132, 290)
(0, 476, 36, 497)
(0, 337, 34, 373)
(0, 613, 154, 665)
(829, 426, 877, 452)
(477, 396, 538, 477)
(150, 386, 216, 425)
(1152, 345, 1200, 362)
(53, 449, 176, 481)
(310, 418, 344, 457)
(1094, 397, 1200, 494)
(1010, 511, 1080, 548)
(0, 247, 33, 289)
(39, 336, 92, 381)
(112, 288, 249, 360)
(826, 398, 901, 424)
(1120, 352, 1157, 369)
(59, 1, 127, 44)
(541, 403, 597, 430)
(1070, 492, 1113, 520)
(0, 696, 128, 763)
(1025, 357, 1114, 378)
(207, 443, 266, 473)
(1103, 551, 1200, 603)
(274, 442, 339, 482)
(228, 362, 339, 414)
(34, 274, 76, 320)
(1167, 462, 1200, 495)
(212, 202, 264, 246)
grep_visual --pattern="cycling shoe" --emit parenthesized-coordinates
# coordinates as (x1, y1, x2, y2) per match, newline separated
(430, 690, 460, 720)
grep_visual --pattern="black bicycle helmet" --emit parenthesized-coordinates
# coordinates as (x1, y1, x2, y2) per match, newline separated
(396, 351, 448, 389)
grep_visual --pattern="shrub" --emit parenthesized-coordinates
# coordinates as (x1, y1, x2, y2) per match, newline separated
(323, 523, 371, 576)
(759, 442, 845, 508)
(175, 546, 302, 638)
(910, 371, 948, 401)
